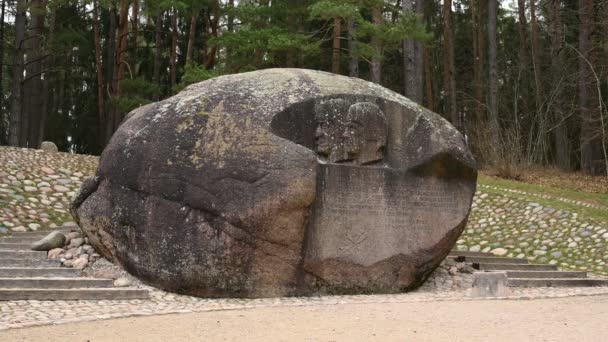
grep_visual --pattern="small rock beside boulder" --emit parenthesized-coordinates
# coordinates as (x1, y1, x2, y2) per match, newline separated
(30, 231, 66, 251)
(40, 141, 59, 153)
(114, 277, 132, 287)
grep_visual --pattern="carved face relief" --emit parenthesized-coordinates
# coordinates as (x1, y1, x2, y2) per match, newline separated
(314, 99, 387, 165)
(344, 102, 387, 165)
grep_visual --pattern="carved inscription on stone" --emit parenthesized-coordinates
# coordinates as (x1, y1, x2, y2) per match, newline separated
(306, 164, 468, 267)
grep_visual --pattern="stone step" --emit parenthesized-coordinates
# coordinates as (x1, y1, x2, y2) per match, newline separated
(0, 277, 114, 289)
(0, 242, 35, 250)
(0, 250, 47, 258)
(449, 251, 495, 258)
(505, 271, 587, 279)
(477, 263, 558, 271)
(0, 258, 59, 267)
(508, 278, 608, 287)
(0, 288, 149, 301)
(0, 267, 79, 278)
(7, 229, 71, 237)
(0, 236, 49, 243)
(456, 256, 529, 264)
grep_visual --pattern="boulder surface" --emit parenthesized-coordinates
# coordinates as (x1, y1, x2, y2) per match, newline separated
(71, 69, 477, 298)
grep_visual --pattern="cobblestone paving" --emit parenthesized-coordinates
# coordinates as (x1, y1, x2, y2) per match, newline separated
(459, 188, 608, 276)
(2, 286, 608, 331)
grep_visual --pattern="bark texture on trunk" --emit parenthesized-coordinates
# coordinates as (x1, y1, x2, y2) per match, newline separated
(348, 19, 359, 77)
(9, 0, 27, 146)
(403, 0, 415, 99)
(423, 46, 434, 111)
(93, 0, 106, 149)
(332, 17, 341, 74)
(23, 0, 48, 148)
(548, 0, 571, 171)
(442, 0, 458, 128)
(105, 7, 117, 143)
(153, 8, 162, 97)
(186, 12, 197, 63)
(170, 7, 178, 92)
(131, 0, 139, 64)
(517, 0, 529, 116)
(579, 0, 605, 175)
(370, 7, 382, 84)
(0, 0, 6, 140)
(204, 6, 219, 70)
(38, 6, 55, 147)
(414, 0, 424, 104)
(530, 0, 543, 111)
(114, 0, 130, 97)
(471, 0, 484, 123)
(487, 0, 500, 143)
(402, 0, 423, 104)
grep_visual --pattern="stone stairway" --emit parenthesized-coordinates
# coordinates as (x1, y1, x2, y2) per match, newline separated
(0, 229, 149, 301)
(449, 250, 608, 288)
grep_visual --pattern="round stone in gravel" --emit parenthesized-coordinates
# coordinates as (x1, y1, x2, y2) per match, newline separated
(53, 185, 69, 192)
(491, 248, 508, 256)
(69, 238, 84, 248)
(114, 277, 133, 287)
(72, 257, 89, 269)
(47, 248, 63, 259)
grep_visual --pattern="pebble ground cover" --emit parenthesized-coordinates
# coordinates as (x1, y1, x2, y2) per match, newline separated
(1, 145, 607, 276)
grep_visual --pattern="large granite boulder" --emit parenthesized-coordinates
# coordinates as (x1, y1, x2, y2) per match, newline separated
(71, 69, 477, 298)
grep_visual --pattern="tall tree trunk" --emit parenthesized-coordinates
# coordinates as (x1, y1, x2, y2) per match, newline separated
(548, 0, 571, 170)
(403, 0, 415, 98)
(153, 8, 162, 99)
(9, 0, 26, 146)
(253, 0, 268, 67)
(402, 0, 423, 103)
(285, 0, 296, 67)
(23, 0, 47, 148)
(487, 0, 500, 143)
(93, 0, 106, 150)
(131, 0, 139, 63)
(442, 0, 458, 128)
(472, 0, 485, 123)
(105, 7, 117, 143)
(348, 19, 359, 77)
(203, 4, 219, 70)
(114, 0, 130, 97)
(38, 6, 56, 147)
(110, 0, 130, 134)
(530, 0, 543, 112)
(579, 0, 605, 175)
(170, 7, 178, 92)
(227, 0, 235, 64)
(0, 0, 5, 141)
(423, 46, 434, 111)
(414, 0, 424, 104)
(332, 17, 341, 74)
(517, 0, 529, 117)
(186, 12, 197, 63)
(370, 7, 382, 84)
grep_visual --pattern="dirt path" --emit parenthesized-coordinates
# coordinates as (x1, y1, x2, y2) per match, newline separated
(2, 295, 608, 342)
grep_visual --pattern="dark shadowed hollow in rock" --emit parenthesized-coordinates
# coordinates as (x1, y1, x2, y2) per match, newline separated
(71, 69, 477, 298)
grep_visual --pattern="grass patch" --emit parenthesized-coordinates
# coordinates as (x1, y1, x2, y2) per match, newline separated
(479, 173, 608, 208)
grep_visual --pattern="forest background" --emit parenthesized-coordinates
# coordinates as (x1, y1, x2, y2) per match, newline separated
(0, 0, 607, 177)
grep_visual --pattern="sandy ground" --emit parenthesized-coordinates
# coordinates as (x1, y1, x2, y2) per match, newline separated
(2, 295, 608, 342)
